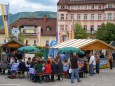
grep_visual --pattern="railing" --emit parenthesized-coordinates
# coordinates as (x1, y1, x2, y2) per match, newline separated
(87, 30, 97, 34)
(22, 33, 37, 36)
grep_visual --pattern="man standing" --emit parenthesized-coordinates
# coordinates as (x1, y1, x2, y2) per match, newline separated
(96, 53, 100, 74)
(70, 53, 81, 83)
(60, 53, 66, 62)
(89, 52, 96, 76)
(109, 53, 113, 69)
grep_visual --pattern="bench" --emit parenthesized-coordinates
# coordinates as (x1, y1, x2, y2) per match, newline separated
(29, 73, 64, 82)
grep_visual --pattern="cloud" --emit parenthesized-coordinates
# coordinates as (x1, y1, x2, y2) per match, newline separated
(26, 0, 58, 6)
(0, 0, 8, 4)
(0, 0, 58, 14)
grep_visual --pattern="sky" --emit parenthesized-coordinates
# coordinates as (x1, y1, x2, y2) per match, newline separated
(0, 0, 58, 14)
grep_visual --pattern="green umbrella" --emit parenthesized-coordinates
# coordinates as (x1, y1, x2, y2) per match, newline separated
(79, 50, 85, 55)
(43, 48, 49, 61)
(59, 47, 84, 55)
(18, 46, 40, 52)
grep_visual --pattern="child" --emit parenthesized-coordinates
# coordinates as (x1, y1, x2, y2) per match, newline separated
(83, 60, 88, 78)
(44, 60, 52, 82)
(63, 60, 69, 78)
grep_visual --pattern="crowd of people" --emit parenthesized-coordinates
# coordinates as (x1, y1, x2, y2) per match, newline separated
(0, 50, 114, 83)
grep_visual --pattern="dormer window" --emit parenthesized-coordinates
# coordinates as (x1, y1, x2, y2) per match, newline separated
(46, 26, 51, 31)
(61, 5, 65, 9)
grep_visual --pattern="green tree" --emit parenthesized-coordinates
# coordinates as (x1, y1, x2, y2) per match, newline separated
(35, 52, 43, 58)
(74, 23, 88, 39)
(95, 22, 115, 43)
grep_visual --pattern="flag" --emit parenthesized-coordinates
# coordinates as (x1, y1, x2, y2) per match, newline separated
(56, 14, 58, 43)
(0, 4, 9, 39)
(58, 26, 62, 43)
(36, 27, 39, 43)
(36, 26, 41, 46)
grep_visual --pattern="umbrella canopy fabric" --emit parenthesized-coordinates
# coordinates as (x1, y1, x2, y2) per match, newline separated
(59, 47, 84, 55)
(43, 48, 49, 61)
(18, 46, 40, 52)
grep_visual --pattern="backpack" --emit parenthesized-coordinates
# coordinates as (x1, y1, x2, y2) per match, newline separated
(8, 75, 16, 79)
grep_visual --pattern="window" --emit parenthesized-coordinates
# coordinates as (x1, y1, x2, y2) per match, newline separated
(84, 25, 87, 31)
(58, 14, 59, 20)
(84, 14, 87, 20)
(84, 5, 88, 9)
(60, 25, 64, 31)
(60, 14, 64, 20)
(107, 13, 112, 20)
(62, 35, 66, 42)
(98, 14, 102, 20)
(46, 27, 50, 31)
(98, 5, 102, 9)
(91, 5, 95, 9)
(65, 25, 68, 31)
(91, 14, 94, 20)
(70, 5, 74, 10)
(90, 25, 94, 34)
(70, 14, 74, 20)
(23, 29, 26, 33)
(34, 40, 37, 45)
(77, 14, 81, 20)
(107, 4, 112, 8)
(66, 14, 68, 20)
(61, 5, 65, 9)
(77, 5, 81, 9)
(46, 40, 49, 46)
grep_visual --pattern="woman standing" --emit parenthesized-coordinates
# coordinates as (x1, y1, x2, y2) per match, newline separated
(96, 53, 100, 74)
(1, 56, 9, 74)
(109, 53, 113, 69)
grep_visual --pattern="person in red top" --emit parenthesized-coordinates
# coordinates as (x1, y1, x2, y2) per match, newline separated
(44, 60, 52, 82)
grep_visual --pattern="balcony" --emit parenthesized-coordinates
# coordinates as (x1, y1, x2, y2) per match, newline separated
(22, 33, 37, 36)
(62, 31, 68, 35)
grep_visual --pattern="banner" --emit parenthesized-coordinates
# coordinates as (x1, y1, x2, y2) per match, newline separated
(0, 4, 9, 38)
(36, 26, 41, 46)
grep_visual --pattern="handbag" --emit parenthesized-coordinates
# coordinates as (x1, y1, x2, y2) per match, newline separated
(69, 68, 72, 73)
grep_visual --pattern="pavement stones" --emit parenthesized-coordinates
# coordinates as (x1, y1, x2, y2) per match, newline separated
(0, 68, 115, 86)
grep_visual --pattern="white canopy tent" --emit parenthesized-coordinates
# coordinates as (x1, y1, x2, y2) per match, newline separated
(52, 39, 115, 50)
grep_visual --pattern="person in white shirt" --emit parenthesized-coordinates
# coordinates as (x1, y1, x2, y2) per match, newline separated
(89, 51, 95, 76)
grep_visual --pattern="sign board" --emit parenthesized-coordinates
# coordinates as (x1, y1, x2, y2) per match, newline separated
(100, 59, 107, 68)
(12, 28, 20, 37)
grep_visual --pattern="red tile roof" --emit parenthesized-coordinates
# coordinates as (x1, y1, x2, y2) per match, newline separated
(9, 17, 57, 36)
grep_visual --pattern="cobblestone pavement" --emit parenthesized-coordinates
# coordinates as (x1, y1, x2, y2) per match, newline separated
(0, 68, 115, 86)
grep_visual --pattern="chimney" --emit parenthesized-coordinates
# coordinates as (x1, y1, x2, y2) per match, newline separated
(44, 15, 47, 23)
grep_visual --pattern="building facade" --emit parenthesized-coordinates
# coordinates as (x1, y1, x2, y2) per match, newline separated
(57, 0, 115, 42)
(0, 16, 57, 46)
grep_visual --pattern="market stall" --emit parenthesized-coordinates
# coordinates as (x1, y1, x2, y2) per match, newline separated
(0, 39, 24, 61)
(52, 39, 115, 68)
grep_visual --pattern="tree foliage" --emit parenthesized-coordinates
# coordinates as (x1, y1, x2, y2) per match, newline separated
(74, 23, 88, 39)
(35, 52, 43, 58)
(95, 22, 115, 43)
